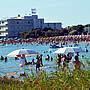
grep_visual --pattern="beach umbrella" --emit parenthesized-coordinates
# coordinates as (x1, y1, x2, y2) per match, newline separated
(54, 47, 85, 54)
(7, 49, 39, 57)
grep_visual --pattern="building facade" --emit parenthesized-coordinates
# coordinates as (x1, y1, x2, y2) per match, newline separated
(0, 15, 62, 37)
(84, 27, 90, 33)
(43, 23, 62, 30)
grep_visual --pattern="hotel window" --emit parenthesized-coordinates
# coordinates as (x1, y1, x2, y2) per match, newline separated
(54, 23, 56, 29)
(10, 21, 15, 24)
(48, 23, 49, 27)
(17, 21, 19, 24)
(40, 21, 42, 24)
(28, 21, 30, 24)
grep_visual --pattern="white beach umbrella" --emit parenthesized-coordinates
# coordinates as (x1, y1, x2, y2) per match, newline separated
(54, 47, 85, 54)
(7, 49, 39, 57)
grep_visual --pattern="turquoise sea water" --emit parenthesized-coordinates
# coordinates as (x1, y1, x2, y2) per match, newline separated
(0, 43, 89, 77)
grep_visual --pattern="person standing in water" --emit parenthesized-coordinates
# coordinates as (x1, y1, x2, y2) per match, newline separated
(70, 55, 81, 70)
(5, 56, 7, 62)
(39, 54, 43, 66)
(20, 54, 27, 67)
(36, 55, 40, 71)
(56, 54, 61, 68)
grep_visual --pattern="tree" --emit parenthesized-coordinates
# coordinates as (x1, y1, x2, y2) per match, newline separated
(69, 30, 78, 35)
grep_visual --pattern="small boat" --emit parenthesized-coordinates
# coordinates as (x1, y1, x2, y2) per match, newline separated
(49, 45, 60, 48)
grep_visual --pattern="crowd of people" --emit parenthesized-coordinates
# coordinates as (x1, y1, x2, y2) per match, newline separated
(0, 35, 90, 46)
(0, 52, 85, 82)
(18, 52, 84, 72)
(56, 53, 82, 70)
(0, 42, 89, 72)
(0, 35, 89, 81)
(19, 54, 43, 72)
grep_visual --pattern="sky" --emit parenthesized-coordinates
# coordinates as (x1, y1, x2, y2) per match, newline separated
(0, 0, 90, 27)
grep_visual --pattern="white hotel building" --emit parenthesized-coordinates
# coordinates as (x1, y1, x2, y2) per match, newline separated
(0, 15, 62, 37)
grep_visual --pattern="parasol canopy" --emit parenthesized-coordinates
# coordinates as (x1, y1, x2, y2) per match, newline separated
(54, 47, 85, 54)
(7, 49, 39, 57)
